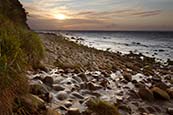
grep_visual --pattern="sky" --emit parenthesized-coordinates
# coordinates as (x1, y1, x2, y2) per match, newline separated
(20, 0, 173, 31)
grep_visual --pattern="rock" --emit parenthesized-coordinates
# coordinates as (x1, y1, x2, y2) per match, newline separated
(167, 108, 173, 115)
(123, 72, 132, 82)
(154, 82, 169, 90)
(59, 106, 68, 111)
(20, 94, 45, 112)
(30, 84, 49, 95)
(101, 70, 110, 77)
(138, 87, 154, 101)
(53, 84, 65, 91)
(151, 87, 170, 100)
(80, 82, 87, 89)
(43, 76, 54, 87)
(100, 79, 109, 87)
(167, 88, 173, 98)
(46, 108, 60, 115)
(138, 107, 147, 113)
(78, 73, 88, 82)
(151, 76, 161, 82)
(56, 91, 68, 100)
(119, 104, 131, 113)
(41, 93, 53, 103)
(67, 108, 80, 115)
(87, 82, 102, 90)
(72, 76, 82, 83)
(71, 92, 84, 99)
(64, 101, 72, 108)
(146, 106, 156, 113)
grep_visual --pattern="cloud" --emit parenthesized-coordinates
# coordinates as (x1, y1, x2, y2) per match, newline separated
(20, 0, 173, 30)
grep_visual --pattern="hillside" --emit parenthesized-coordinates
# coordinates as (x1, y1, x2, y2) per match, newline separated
(0, 0, 45, 114)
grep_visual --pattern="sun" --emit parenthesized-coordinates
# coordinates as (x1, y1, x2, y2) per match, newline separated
(54, 14, 67, 20)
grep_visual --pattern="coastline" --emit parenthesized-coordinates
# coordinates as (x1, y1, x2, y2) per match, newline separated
(39, 32, 172, 76)
(26, 32, 173, 115)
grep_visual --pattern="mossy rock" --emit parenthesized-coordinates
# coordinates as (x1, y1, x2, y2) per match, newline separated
(86, 99, 120, 115)
(151, 87, 170, 100)
(138, 87, 154, 101)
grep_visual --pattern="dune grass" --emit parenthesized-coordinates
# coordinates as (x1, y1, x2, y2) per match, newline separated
(0, 15, 44, 114)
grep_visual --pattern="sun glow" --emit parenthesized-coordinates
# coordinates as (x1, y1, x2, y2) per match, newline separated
(54, 14, 67, 20)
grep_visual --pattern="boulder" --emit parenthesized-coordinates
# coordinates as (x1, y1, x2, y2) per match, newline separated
(20, 94, 45, 112)
(30, 84, 49, 95)
(123, 72, 132, 82)
(56, 91, 68, 100)
(43, 76, 54, 87)
(151, 87, 170, 100)
(138, 87, 154, 101)
(53, 84, 65, 91)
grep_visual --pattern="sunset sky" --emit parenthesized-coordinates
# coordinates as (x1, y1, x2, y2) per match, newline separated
(20, 0, 173, 31)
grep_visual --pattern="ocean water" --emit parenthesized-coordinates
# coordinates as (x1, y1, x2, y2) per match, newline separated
(38, 30, 173, 61)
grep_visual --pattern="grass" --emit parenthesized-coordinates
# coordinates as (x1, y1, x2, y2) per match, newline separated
(0, 12, 44, 114)
(86, 99, 120, 115)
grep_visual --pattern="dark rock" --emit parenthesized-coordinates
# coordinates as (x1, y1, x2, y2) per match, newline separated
(56, 91, 68, 100)
(41, 93, 52, 103)
(151, 87, 170, 100)
(138, 107, 147, 113)
(71, 92, 84, 99)
(154, 82, 169, 90)
(43, 76, 54, 87)
(87, 82, 102, 90)
(123, 72, 132, 82)
(119, 104, 131, 113)
(78, 73, 88, 82)
(138, 87, 154, 101)
(152, 76, 161, 82)
(146, 106, 156, 113)
(30, 84, 49, 95)
(53, 84, 65, 91)
(167, 88, 173, 98)
(80, 82, 87, 89)
(101, 70, 110, 77)
(72, 76, 82, 83)
(64, 101, 72, 108)
(100, 79, 109, 87)
(167, 108, 173, 115)
(59, 106, 68, 111)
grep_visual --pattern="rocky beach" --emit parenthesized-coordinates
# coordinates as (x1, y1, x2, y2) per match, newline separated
(26, 33, 173, 115)
(1, 0, 173, 114)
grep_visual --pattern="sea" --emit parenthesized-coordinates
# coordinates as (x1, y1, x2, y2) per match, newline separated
(37, 30, 173, 62)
